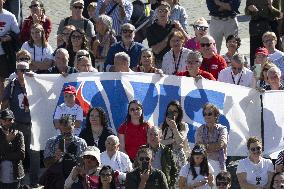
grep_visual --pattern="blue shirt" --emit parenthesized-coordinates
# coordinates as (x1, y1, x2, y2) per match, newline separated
(104, 41, 144, 70)
(206, 0, 240, 17)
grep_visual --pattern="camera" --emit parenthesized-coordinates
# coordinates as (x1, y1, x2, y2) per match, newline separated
(167, 111, 175, 120)
(141, 161, 149, 172)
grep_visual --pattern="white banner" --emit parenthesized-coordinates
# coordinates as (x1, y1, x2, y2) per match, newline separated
(263, 91, 284, 159)
(26, 72, 261, 156)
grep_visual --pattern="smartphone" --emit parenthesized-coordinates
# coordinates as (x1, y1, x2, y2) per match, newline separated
(141, 161, 149, 172)
(58, 138, 66, 153)
(167, 111, 175, 120)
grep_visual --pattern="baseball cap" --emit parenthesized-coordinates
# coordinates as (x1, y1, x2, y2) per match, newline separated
(81, 146, 101, 165)
(70, 0, 84, 6)
(0, 109, 15, 119)
(63, 85, 76, 94)
(255, 47, 269, 56)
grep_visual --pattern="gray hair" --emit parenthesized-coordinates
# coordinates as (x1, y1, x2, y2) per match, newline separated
(267, 66, 282, 77)
(106, 135, 120, 144)
(231, 53, 245, 65)
(121, 23, 135, 31)
(114, 52, 130, 66)
(147, 126, 162, 136)
(200, 35, 215, 43)
(56, 48, 69, 60)
(97, 15, 113, 31)
(187, 51, 203, 63)
(74, 49, 91, 68)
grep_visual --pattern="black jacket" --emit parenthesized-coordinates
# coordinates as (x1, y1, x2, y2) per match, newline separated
(0, 126, 25, 180)
(79, 126, 115, 152)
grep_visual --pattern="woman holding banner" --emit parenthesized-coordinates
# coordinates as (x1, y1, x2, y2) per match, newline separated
(118, 100, 151, 162)
(195, 103, 228, 176)
(161, 100, 189, 173)
(237, 136, 274, 189)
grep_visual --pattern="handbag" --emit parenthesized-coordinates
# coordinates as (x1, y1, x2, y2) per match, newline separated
(249, 19, 272, 36)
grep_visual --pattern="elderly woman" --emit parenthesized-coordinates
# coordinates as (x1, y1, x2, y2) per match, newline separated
(79, 107, 115, 152)
(21, 23, 53, 72)
(270, 172, 284, 189)
(195, 103, 228, 175)
(109, 52, 133, 72)
(184, 17, 209, 51)
(65, 146, 101, 189)
(253, 62, 276, 89)
(179, 144, 214, 189)
(176, 51, 216, 80)
(118, 100, 152, 161)
(74, 50, 98, 72)
(20, 0, 52, 43)
(161, 100, 189, 173)
(237, 136, 274, 189)
(162, 31, 191, 75)
(264, 66, 284, 90)
(66, 28, 95, 67)
(92, 15, 116, 64)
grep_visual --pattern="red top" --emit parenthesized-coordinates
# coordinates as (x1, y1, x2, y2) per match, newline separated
(20, 15, 52, 43)
(176, 69, 216, 80)
(199, 54, 227, 79)
(118, 121, 151, 160)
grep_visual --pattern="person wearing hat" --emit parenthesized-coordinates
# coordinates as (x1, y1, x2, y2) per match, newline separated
(0, 109, 25, 189)
(1, 61, 41, 187)
(253, 47, 270, 80)
(65, 146, 101, 189)
(178, 144, 214, 189)
(57, 0, 95, 41)
(218, 53, 254, 87)
(104, 23, 144, 72)
(53, 85, 83, 136)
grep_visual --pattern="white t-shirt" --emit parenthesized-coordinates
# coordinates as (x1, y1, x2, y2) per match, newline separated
(21, 41, 53, 62)
(236, 157, 274, 187)
(179, 163, 214, 189)
(54, 103, 83, 136)
(0, 9, 20, 55)
(100, 151, 133, 173)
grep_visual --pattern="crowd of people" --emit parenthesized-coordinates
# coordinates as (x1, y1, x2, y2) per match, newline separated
(1, 0, 284, 188)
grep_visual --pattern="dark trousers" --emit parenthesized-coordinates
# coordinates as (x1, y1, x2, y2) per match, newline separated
(0, 181, 20, 189)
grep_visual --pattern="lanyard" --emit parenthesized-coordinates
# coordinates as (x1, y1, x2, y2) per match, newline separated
(173, 49, 183, 74)
(231, 71, 243, 85)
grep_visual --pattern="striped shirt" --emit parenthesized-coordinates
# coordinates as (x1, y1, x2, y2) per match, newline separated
(96, 0, 133, 35)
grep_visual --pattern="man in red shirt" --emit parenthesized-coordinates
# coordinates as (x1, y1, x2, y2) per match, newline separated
(199, 35, 227, 79)
(176, 51, 216, 80)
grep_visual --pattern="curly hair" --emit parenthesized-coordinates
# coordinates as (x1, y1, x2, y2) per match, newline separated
(67, 29, 88, 51)
(85, 107, 109, 131)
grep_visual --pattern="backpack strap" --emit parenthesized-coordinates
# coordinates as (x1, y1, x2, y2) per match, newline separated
(83, 19, 88, 32)
(9, 78, 17, 100)
(64, 17, 71, 27)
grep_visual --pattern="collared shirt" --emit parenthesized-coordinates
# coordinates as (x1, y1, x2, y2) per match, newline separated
(176, 69, 216, 80)
(273, 57, 284, 84)
(43, 135, 87, 159)
(96, 0, 133, 35)
(207, 0, 240, 17)
(150, 146, 162, 171)
(200, 54, 227, 79)
(100, 151, 133, 173)
(218, 66, 254, 87)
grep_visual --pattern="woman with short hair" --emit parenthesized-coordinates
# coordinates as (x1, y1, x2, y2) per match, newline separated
(74, 50, 98, 72)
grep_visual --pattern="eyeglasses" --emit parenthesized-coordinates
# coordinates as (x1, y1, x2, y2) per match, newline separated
(17, 57, 31, 62)
(77, 54, 90, 60)
(250, 146, 261, 152)
(16, 69, 30, 73)
(200, 43, 213, 47)
(71, 35, 82, 40)
(193, 25, 208, 31)
(168, 110, 178, 114)
(73, 5, 83, 9)
(188, 60, 200, 65)
(29, 4, 39, 8)
(232, 67, 243, 72)
(157, 9, 169, 13)
(122, 29, 134, 34)
(139, 157, 150, 161)
(83, 155, 97, 161)
(216, 181, 229, 186)
(203, 112, 213, 116)
(263, 39, 274, 43)
(100, 173, 112, 178)
(130, 107, 142, 112)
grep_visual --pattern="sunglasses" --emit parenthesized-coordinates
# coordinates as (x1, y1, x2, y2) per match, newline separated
(203, 112, 213, 116)
(216, 181, 229, 186)
(250, 146, 261, 152)
(122, 29, 134, 34)
(83, 155, 97, 161)
(232, 67, 242, 72)
(168, 110, 178, 114)
(100, 173, 112, 177)
(71, 35, 82, 40)
(193, 25, 208, 31)
(157, 9, 169, 13)
(200, 43, 213, 47)
(29, 4, 39, 8)
(77, 54, 90, 60)
(16, 69, 30, 73)
(130, 107, 142, 112)
(263, 39, 274, 43)
(73, 5, 83, 9)
(139, 157, 150, 161)
(17, 57, 31, 62)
